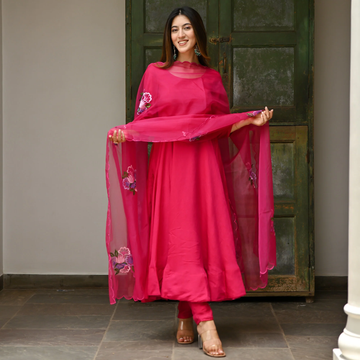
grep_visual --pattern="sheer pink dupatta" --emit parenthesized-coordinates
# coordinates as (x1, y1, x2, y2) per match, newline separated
(105, 62, 276, 304)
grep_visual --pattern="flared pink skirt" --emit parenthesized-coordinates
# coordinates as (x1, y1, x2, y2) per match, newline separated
(145, 138, 246, 302)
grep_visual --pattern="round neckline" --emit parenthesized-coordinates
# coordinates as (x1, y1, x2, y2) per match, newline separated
(173, 60, 207, 68)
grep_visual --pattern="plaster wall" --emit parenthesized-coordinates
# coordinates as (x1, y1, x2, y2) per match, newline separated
(1, 0, 351, 277)
(314, 0, 350, 276)
(3, 0, 125, 274)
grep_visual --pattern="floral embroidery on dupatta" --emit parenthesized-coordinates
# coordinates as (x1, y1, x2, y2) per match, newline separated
(189, 135, 201, 142)
(122, 165, 137, 195)
(137, 91, 152, 115)
(248, 167, 258, 189)
(110, 247, 134, 275)
(247, 110, 262, 117)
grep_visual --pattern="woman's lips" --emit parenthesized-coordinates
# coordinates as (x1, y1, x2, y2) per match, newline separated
(178, 40, 188, 46)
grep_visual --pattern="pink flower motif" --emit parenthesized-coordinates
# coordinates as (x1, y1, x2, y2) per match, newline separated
(115, 254, 125, 264)
(118, 247, 130, 256)
(137, 91, 152, 115)
(122, 166, 137, 195)
(120, 265, 131, 273)
(142, 92, 152, 103)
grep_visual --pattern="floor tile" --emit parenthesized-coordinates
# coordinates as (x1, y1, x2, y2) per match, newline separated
(0, 290, 35, 306)
(0, 329, 105, 346)
(274, 309, 346, 324)
(211, 302, 274, 319)
(287, 335, 338, 360)
(174, 347, 293, 360)
(0, 346, 97, 360)
(272, 299, 347, 312)
(216, 316, 282, 333)
(0, 306, 21, 327)
(281, 323, 344, 336)
(95, 342, 173, 359)
(315, 291, 347, 300)
(35, 288, 110, 296)
(104, 320, 175, 343)
(17, 303, 115, 316)
(4, 315, 111, 329)
(114, 300, 176, 321)
(27, 293, 110, 304)
(220, 332, 288, 348)
(98, 340, 174, 351)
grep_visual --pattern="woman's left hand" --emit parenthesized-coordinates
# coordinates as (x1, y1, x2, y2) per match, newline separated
(251, 106, 273, 126)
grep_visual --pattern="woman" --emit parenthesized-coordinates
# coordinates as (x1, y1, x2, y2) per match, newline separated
(107, 6, 275, 358)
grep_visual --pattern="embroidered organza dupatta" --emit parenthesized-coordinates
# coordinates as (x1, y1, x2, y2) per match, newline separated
(105, 61, 276, 304)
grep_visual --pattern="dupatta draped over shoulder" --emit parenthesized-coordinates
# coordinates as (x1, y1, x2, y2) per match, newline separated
(105, 61, 276, 304)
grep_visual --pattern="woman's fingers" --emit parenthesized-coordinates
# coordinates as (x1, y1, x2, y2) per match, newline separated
(109, 129, 126, 144)
(109, 130, 118, 144)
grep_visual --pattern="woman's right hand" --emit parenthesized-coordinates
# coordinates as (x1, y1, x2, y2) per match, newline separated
(109, 129, 126, 144)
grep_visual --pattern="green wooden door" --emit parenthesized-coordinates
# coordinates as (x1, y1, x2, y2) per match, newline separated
(126, 0, 314, 297)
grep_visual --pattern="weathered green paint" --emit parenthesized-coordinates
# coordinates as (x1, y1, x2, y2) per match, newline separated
(233, 47, 295, 107)
(267, 126, 309, 291)
(126, 0, 314, 296)
(233, 0, 295, 31)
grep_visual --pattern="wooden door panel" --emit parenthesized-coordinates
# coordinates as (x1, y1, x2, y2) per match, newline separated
(144, 0, 208, 33)
(233, 47, 295, 108)
(233, 0, 295, 31)
(127, 0, 314, 296)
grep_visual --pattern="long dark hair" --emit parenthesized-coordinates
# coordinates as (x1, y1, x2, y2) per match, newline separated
(158, 6, 210, 69)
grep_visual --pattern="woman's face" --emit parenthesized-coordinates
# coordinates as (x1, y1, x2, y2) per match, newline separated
(171, 15, 197, 56)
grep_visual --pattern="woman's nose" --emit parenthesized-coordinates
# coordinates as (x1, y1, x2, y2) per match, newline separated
(178, 29, 185, 38)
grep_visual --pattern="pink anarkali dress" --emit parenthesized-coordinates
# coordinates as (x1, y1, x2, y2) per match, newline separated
(105, 61, 276, 305)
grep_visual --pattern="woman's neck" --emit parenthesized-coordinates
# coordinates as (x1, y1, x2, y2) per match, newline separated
(176, 50, 200, 64)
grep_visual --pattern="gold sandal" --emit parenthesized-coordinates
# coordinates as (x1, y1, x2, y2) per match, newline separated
(198, 322, 226, 357)
(176, 318, 195, 345)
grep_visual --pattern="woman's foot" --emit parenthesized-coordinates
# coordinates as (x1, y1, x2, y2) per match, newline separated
(197, 320, 225, 357)
(177, 317, 195, 344)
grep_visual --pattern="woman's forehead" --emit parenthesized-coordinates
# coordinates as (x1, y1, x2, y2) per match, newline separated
(171, 15, 191, 27)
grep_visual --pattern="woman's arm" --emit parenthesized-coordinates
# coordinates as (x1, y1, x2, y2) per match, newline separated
(230, 107, 273, 133)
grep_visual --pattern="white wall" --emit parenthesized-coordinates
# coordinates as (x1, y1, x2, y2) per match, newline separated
(3, 0, 126, 274)
(1, 0, 350, 277)
(314, 0, 350, 276)
(0, 0, 3, 277)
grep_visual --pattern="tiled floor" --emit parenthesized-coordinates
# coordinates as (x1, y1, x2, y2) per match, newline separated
(0, 288, 347, 360)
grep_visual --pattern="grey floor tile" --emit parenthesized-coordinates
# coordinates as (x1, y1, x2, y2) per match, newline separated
(287, 335, 338, 349)
(104, 320, 175, 343)
(98, 340, 174, 351)
(4, 315, 111, 329)
(0, 329, 105, 346)
(315, 291, 347, 300)
(211, 302, 274, 319)
(0, 290, 35, 306)
(216, 316, 282, 333)
(274, 309, 346, 324)
(0, 346, 97, 360)
(95, 342, 173, 359)
(174, 347, 293, 360)
(17, 303, 115, 316)
(0, 306, 21, 327)
(287, 336, 338, 360)
(35, 288, 110, 296)
(27, 293, 110, 304)
(114, 301, 176, 320)
(221, 332, 288, 348)
(281, 323, 345, 336)
(272, 299, 347, 312)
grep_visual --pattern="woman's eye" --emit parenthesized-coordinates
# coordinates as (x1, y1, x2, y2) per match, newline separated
(184, 26, 191, 30)
(172, 29, 178, 32)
